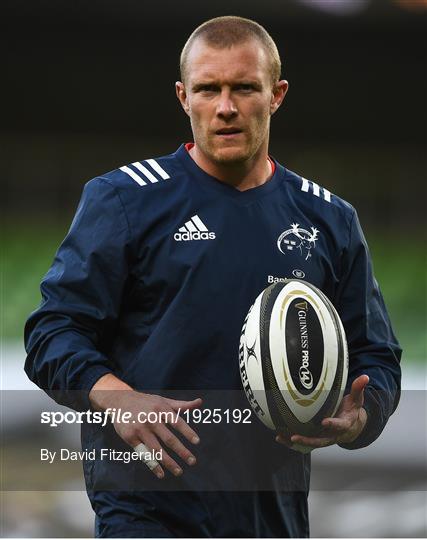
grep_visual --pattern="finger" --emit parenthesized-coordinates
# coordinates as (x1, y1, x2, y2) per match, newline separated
(350, 375, 369, 407)
(165, 397, 203, 411)
(276, 434, 313, 454)
(143, 433, 184, 477)
(275, 434, 293, 448)
(133, 441, 164, 479)
(291, 443, 313, 454)
(291, 434, 336, 448)
(321, 416, 352, 433)
(170, 414, 200, 445)
(155, 424, 197, 466)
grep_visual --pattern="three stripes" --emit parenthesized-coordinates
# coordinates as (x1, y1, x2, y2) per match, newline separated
(120, 159, 170, 186)
(301, 177, 331, 203)
(120, 160, 332, 205)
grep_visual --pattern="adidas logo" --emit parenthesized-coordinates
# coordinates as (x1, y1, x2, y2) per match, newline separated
(174, 215, 216, 241)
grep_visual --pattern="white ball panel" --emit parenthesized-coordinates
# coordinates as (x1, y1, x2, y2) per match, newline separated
(239, 294, 275, 429)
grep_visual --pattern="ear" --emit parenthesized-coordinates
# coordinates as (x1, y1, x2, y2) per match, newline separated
(176, 81, 190, 116)
(270, 80, 289, 116)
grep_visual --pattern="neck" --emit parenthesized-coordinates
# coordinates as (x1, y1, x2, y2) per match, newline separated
(189, 144, 272, 192)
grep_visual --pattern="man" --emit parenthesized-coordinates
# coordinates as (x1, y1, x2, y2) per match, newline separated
(25, 16, 401, 538)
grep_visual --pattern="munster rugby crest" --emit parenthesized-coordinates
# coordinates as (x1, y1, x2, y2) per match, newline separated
(277, 223, 319, 260)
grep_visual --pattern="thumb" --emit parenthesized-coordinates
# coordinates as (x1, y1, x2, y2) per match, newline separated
(350, 375, 369, 408)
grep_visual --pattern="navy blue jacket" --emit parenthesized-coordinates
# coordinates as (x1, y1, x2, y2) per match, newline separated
(25, 145, 401, 537)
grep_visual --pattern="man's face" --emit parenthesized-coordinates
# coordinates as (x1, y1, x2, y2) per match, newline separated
(176, 39, 287, 166)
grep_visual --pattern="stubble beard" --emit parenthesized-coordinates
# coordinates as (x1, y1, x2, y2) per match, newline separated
(191, 110, 271, 167)
(196, 129, 266, 167)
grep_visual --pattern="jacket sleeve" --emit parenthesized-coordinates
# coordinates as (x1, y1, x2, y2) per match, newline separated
(334, 208, 402, 449)
(24, 177, 131, 411)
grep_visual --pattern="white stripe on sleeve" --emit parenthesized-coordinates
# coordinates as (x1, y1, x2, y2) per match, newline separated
(301, 177, 310, 192)
(120, 166, 147, 186)
(132, 162, 159, 183)
(323, 188, 331, 202)
(146, 159, 170, 180)
(312, 182, 320, 197)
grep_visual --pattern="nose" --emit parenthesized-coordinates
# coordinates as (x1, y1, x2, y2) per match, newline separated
(216, 89, 238, 119)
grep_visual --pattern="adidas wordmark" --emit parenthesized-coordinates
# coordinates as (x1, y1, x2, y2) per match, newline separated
(174, 215, 216, 241)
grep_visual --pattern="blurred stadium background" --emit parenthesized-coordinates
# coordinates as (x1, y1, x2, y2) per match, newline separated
(2, 0, 426, 537)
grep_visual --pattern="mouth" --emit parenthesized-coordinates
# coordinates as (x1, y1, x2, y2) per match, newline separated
(215, 127, 243, 138)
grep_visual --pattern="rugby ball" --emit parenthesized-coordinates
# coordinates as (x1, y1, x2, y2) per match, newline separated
(239, 279, 348, 437)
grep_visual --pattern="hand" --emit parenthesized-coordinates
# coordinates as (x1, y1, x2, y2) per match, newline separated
(111, 391, 202, 479)
(276, 374, 369, 452)
(89, 375, 202, 479)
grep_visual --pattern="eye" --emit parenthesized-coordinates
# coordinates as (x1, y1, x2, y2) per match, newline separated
(196, 84, 219, 93)
(235, 84, 255, 92)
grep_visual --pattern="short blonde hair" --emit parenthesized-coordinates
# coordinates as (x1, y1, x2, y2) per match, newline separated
(180, 16, 282, 86)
